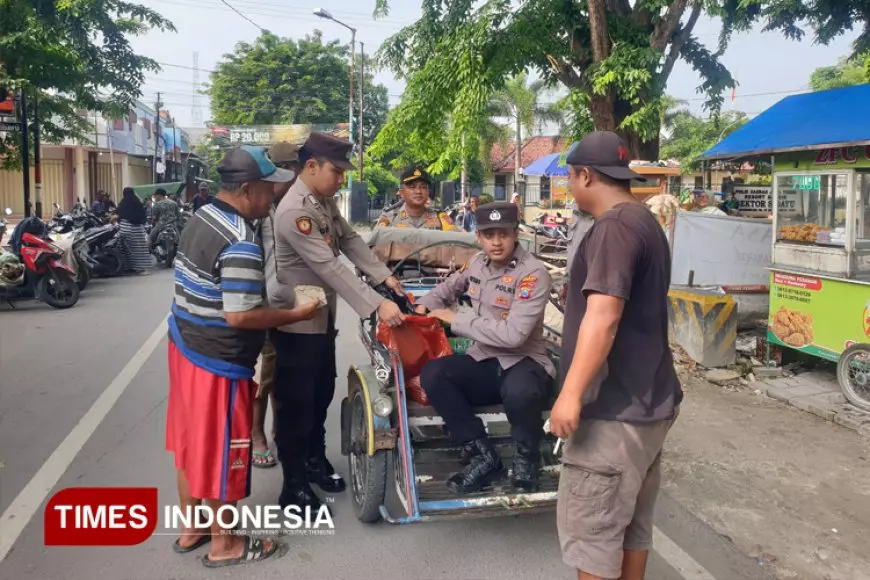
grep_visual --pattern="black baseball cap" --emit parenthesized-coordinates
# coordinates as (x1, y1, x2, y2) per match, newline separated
(217, 145, 296, 183)
(300, 132, 356, 170)
(401, 166, 432, 186)
(565, 131, 646, 182)
(476, 201, 519, 231)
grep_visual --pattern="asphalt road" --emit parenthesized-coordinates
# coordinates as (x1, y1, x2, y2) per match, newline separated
(0, 269, 772, 580)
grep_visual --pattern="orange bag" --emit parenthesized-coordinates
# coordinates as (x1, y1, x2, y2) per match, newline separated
(376, 315, 453, 381)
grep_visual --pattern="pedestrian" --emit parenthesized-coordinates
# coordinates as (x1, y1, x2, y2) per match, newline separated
(511, 190, 524, 222)
(165, 145, 319, 567)
(270, 132, 406, 512)
(117, 187, 152, 275)
(192, 182, 215, 212)
(252, 141, 302, 469)
(462, 196, 479, 232)
(375, 166, 455, 229)
(417, 201, 553, 494)
(148, 188, 179, 248)
(550, 131, 683, 580)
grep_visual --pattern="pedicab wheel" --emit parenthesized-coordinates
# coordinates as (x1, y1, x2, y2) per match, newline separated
(348, 389, 387, 523)
(837, 344, 870, 412)
(38, 270, 79, 309)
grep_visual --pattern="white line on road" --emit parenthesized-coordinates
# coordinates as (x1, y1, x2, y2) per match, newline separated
(0, 317, 168, 563)
(654, 526, 718, 580)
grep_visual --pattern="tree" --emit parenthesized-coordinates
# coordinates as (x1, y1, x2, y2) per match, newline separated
(809, 54, 870, 91)
(0, 0, 174, 168)
(660, 107, 748, 171)
(207, 32, 390, 144)
(370, 0, 868, 167)
(487, 72, 562, 184)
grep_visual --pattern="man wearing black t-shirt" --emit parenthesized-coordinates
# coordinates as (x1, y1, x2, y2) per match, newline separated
(551, 132, 683, 580)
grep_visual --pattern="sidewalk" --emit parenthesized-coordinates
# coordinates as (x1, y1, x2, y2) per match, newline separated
(758, 369, 870, 436)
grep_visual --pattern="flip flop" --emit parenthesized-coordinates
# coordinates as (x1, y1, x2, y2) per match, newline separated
(253, 449, 277, 468)
(172, 534, 210, 554)
(201, 536, 283, 568)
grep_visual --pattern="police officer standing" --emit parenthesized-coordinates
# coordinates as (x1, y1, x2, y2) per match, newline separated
(271, 132, 405, 511)
(416, 201, 553, 494)
(376, 166, 455, 229)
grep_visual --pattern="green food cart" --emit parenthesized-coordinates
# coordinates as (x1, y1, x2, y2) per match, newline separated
(702, 84, 870, 411)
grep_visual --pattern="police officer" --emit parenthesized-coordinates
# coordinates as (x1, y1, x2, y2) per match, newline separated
(376, 166, 455, 229)
(271, 132, 406, 511)
(416, 201, 553, 494)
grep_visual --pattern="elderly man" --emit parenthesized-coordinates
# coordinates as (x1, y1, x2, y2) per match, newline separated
(376, 166, 454, 229)
(252, 141, 302, 469)
(165, 145, 320, 567)
(271, 132, 406, 512)
(417, 201, 553, 494)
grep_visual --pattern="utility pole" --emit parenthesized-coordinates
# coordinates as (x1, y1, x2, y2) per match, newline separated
(173, 118, 178, 181)
(20, 89, 31, 218)
(153, 93, 162, 183)
(33, 92, 42, 219)
(359, 42, 364, 180)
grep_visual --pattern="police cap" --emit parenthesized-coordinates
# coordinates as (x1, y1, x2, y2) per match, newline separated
(400, 166, 432, 186)
(300, 132, 356, 170)
(476, 201, 519, 231)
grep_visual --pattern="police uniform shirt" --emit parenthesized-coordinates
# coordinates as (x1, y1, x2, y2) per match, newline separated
(272, 178, 392, 334)
(376, 203, 454, 230)
(418, 244, 554, 376)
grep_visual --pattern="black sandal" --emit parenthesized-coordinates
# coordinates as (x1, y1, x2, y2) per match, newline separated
(172, 534, 210, 554)
(201, 536, 282, 568)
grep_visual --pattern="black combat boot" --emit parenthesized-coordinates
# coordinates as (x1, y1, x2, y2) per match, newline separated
(446, 438, 504, 495)
(458, 441, 479, 465)
(306, 456, 346, 493)
(279, 465, 330, 515)
(511, 443, 540, 493)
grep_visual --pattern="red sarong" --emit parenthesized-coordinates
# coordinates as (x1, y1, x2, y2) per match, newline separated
(165, 341, 255, 502)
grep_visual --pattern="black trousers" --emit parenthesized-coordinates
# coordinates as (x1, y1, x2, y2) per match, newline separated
(270, 326, 337, 467)
(420, 355, 550, 449)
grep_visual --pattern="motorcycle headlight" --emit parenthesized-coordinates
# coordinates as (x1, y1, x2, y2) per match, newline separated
(372, 394, 394, 417)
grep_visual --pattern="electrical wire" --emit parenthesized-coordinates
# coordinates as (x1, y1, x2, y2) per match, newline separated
(217, 0, 265, 32)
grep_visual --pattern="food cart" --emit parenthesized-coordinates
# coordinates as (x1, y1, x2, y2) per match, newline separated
(701, 84, 870, 411)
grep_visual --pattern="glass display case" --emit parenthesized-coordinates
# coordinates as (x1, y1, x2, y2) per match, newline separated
(773, 170, 869, 280)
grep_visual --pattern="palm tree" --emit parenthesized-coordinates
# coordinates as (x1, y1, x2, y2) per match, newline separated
(487, 72, 562, 186)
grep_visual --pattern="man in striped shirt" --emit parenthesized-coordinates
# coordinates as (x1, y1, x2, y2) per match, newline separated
(165, 145, 320, 568)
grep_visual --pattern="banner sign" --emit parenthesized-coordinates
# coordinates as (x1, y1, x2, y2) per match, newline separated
(211, 124, 350, 146)
(733, 185, 797, 218)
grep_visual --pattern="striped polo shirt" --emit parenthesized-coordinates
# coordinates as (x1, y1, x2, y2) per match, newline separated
(168, 199, 266, 378)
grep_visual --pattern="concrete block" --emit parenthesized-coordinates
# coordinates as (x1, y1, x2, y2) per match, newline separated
(754, 366, 784, 379)
(799, 394, 837, 422)
(786, 382, 838, 399)
(764, 384, 794, 403)
(668, 287, 737, 368)
(705, 369, 742, 385)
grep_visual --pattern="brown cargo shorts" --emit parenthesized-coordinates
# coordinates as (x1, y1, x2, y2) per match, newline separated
(254, 338, 276, 399)
(556, 411, 678, 579)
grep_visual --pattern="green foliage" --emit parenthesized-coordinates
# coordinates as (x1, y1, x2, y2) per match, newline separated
(660, 107, 748, 171)
(208, 32, 390, 144)
(0, 0, 174, 168)
(371, 0, 865, 163)
(478, 193, 494, 205)
(809, 54, 870, 91)
(364, 159, 399, 198)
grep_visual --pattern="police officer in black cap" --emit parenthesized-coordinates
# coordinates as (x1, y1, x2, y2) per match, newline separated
(415, 201, 554, 494)
(376, 166, 455, 230)
(271, 132, 406, 511)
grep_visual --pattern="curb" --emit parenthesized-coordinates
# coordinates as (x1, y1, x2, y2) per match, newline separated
(759, 381, 870, 437)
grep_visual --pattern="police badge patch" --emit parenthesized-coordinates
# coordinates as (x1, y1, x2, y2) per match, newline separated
(516, 275, 538, 300)
(296, 217, 312, 235)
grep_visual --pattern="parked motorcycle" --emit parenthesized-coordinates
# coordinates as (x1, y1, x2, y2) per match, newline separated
(151, 224, 179, 268)
(80, 223, 126, 278)
(0, 218, 80, 308)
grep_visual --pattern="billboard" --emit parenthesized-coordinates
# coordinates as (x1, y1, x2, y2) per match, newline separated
(210, 123, 350, 146)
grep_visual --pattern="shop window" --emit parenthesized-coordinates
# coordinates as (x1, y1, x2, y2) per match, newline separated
(858, 172, 870, 242)
(776, 174, 848, 245)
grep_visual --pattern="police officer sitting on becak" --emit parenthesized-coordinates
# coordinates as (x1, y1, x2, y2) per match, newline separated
(376, 166, 455, 230)
(416, 201, 553, 494)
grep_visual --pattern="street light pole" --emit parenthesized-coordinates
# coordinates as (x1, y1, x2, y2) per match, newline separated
(314, 8, 357, 184)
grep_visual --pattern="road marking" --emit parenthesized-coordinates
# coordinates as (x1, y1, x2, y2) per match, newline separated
(0, 317, 168, 562)
(654, 526, 718, 580)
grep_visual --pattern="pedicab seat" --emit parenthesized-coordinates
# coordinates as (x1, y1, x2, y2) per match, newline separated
(367, 227, 479, 271)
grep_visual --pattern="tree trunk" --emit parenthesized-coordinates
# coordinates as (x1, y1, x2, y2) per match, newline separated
(514, 114, 522, 190)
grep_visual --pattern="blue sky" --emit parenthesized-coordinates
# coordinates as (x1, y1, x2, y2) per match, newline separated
(131, 0, 859, 128)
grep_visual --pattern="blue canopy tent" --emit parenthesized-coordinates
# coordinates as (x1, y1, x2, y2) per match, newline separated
(701, 84, 870, 160)
(523, 152, 568, 176)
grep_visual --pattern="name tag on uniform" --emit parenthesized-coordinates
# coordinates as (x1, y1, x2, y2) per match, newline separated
(495, 284, 515, 293)
(469, 276, 481, 284)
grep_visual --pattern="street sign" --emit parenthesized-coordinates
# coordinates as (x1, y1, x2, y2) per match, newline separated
(0, 121, 21, 131)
